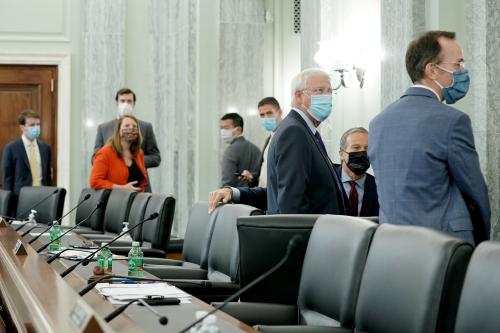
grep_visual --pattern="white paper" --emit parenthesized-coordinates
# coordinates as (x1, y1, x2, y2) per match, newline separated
(95, 282, 191, 304)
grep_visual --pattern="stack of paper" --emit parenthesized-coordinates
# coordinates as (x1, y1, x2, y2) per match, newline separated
(95, 282, 191, 304)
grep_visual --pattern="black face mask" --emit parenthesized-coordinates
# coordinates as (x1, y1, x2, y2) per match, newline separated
(345, 151, 370, 175)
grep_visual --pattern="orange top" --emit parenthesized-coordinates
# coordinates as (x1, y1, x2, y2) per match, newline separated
(90, 144, 148, 191)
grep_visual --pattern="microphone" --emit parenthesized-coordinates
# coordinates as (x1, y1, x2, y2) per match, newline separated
(24, 193, 92, 242)
(11, 188, 60, 222)
(104, 298, 168, 325)
(37, 201, 103, 253)
(178, 234, 304, 333)
(78, 274, 212, 297)
(60, 212, 159, 278)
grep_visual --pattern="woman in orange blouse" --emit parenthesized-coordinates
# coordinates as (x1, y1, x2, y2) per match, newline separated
(90, 115, 148, 191)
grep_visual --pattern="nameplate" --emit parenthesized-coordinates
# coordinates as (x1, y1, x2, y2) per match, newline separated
(13, 239, 27, 256)
(0, 218, 8, 228)
(69, 300, 104, 333)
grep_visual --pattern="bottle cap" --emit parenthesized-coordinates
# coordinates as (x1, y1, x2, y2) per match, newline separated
(132, 241, 140, 247)
(203, 314, 217, 325)
(102, 242, 108, 246)
(195, 310, 208, 320)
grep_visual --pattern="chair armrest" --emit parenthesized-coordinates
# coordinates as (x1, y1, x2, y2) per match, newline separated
(144, 265, 208, 280)
(211, 302, 298, 327)
(143, 257, 184, 266)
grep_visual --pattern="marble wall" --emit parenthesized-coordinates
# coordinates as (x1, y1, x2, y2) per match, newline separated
(465, 0, 500, 239)
(80, 0, 126, 187)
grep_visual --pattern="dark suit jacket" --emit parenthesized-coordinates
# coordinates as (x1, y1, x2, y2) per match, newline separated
(239, 186, 267, 211)
(93, 118, 161, 168)
(334, 164, 379, 217)
(266, 110, 346, 214)
(2, 138, 51, 195)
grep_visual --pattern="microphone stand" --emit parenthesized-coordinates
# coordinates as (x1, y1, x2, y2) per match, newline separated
(104, 298, 168, 325)
(25, 194, 91, 242)
(60, 213, 159, 278)
(178, 234, 304, 333)
(37, 202, 103, 253)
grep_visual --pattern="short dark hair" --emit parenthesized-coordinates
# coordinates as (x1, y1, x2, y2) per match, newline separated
(405, 30, 456, 83)
(258, 97, 281, 110)
(18, 110, 40, 125)
(220, 113, 244, 131)
(115, 88, 137, 102)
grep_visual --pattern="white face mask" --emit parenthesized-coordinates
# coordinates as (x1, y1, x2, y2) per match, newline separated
(117, 102, 133, 117)
(220, 128, 235, 144)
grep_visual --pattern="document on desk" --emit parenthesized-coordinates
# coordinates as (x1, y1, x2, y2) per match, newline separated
(95, 282, 191, 304)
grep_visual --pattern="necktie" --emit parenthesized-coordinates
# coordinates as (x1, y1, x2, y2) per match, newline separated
(314, 131, 348, 214)
(349, 181, 358, 216)
(28, 142, 41, 186)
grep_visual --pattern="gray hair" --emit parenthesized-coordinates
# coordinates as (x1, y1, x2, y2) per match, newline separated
(340, 127, 368, 150)
(290, 68, 330, 104)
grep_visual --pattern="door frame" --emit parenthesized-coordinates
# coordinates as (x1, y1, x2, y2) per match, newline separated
(0, 53, 71, 206)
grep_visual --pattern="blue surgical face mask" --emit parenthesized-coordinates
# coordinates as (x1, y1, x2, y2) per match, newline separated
(308, 94, 333, 122)
(27, 126, 40, 140)
(434, 65, 470, 104)
(260, 117, 277, 132)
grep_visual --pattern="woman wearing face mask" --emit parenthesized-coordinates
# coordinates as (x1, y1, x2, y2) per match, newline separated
(90, 115, 148, 192)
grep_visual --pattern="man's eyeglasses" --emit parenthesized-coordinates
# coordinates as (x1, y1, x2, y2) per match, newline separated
(302, 88, 334, 95)
(438, 61, 466, 72)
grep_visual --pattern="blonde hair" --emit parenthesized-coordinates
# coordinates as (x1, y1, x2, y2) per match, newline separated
(108, 115, 143, 158)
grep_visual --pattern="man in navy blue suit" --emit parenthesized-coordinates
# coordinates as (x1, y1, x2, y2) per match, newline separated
(369, 31, 490, 245)
(335, 127, 379, 217)
(2, 110, 52, 196)
(208, 69, 348, 215)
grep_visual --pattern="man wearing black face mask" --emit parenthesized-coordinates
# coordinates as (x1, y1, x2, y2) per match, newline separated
(335, 127, 379, 217)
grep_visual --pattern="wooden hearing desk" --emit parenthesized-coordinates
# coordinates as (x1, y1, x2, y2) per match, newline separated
(0, 223, 258, 333)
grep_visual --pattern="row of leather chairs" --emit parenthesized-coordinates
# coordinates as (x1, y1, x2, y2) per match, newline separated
(73, 188, 175, 257)
(218, 214, 499, 333)
(4, 186, 176, 258)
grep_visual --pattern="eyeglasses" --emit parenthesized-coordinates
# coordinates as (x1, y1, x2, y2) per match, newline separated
(302, 88, 334, 95)
(438, 61, 466, 72)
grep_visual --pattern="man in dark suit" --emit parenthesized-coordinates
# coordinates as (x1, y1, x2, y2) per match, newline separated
(2, 110, 52, 196)
(93, 88, 161, 192)
(266, 68, 347, 214)
(219, 113, 261, 187)
(335, 127, 378, 217)
(369, 31, 490, 245)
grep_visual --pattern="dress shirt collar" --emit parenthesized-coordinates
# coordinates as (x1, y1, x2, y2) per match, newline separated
(341, 166, 366, 189)
(21, 134, 38, 148)
(412, 84, 441, 101)
(292, 108, 317, 134)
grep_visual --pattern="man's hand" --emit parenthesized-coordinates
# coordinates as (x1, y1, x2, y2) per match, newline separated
(208, 187, 233, 214)
(238, 170, 254, 183)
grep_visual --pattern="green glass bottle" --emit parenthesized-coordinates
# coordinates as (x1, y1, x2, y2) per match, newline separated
(97, 243, 113, 274)
(128, 241, 144, 277)
(48, 223, 61, 251)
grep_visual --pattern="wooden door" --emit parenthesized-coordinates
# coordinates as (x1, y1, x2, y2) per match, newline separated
(0, 65, 58, 187)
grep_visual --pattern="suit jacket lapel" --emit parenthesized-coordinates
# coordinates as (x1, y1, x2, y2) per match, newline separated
(16, 138, 31, 170)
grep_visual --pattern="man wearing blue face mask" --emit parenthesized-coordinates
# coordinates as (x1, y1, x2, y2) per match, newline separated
(266, 68, 348, 215)
(238, 97, 283, 187)
(2, 110, 52, 196)
(369, 30, 490, 245)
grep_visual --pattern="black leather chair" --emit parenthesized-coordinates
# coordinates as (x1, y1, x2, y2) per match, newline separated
(454, 241, 500, 333)
(143, 201, 215, 267)
(236, 214, 321, 304)
(15, 186, 66, 224)
(145, 203, 262, 302)
(66, 188, 110, 235)
(87, 192, 151, 242)
(108, 194, 176, 258)
(219, 215, 378, 332)
(353, 224, 472, 333)
(0, 190, 13, 217)
(80, 189, 136, 239)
